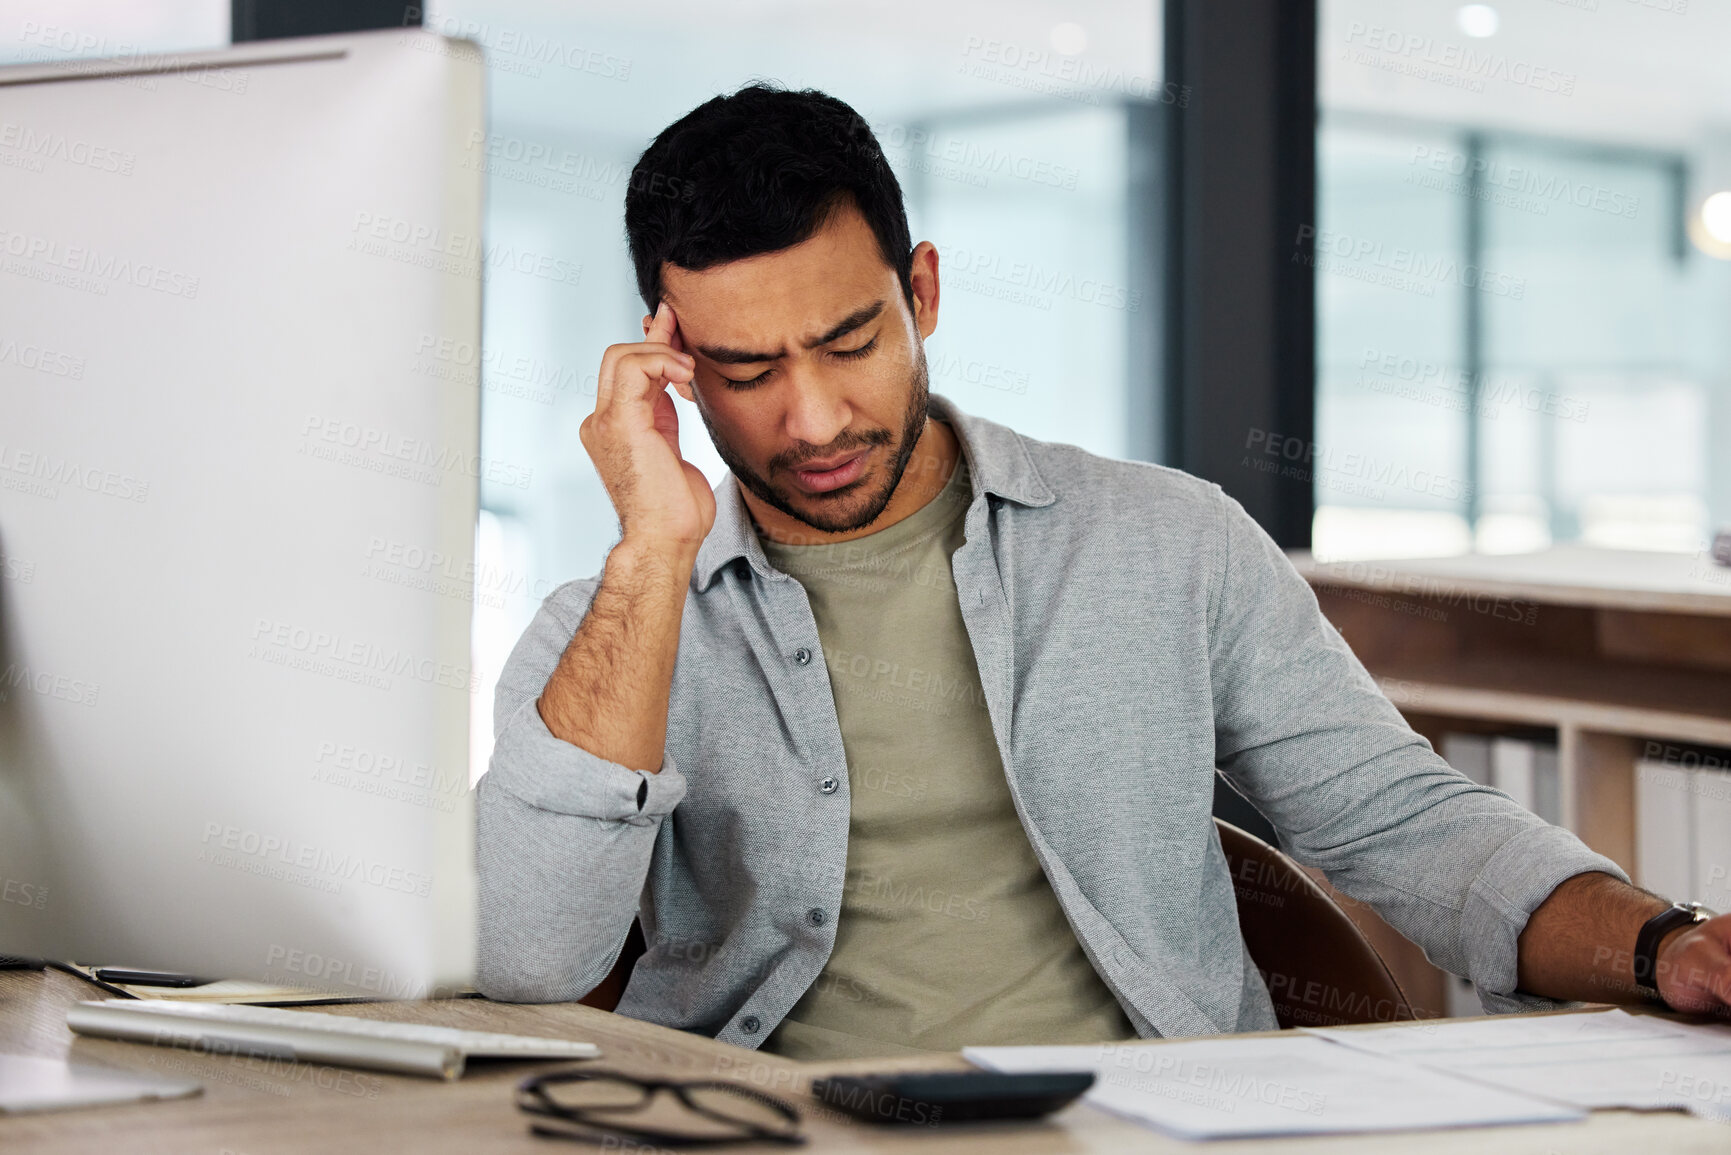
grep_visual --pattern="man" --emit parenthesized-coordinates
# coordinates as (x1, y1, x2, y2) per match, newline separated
(475, 84, 1731, 1060)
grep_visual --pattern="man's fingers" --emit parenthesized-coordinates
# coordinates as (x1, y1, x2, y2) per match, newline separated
(651, 386, 681, 452)
(649, 301, 690, 360)
(1665, 933, 1731, 1014)
(597, 344, 691, 398)
(616, 349, 694, 394)
(646, 300, 678, 346)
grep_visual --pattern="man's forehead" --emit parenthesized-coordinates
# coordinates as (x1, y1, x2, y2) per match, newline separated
(677, 294, 888, 364)
(663, 270, 892, 358)
(660, 204, 895, 344)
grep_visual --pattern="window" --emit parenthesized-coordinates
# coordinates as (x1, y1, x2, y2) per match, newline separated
(1316, 0, 1731, 561)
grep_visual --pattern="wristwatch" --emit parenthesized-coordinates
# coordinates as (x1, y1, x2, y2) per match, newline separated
(1633, 900, 1714, 998)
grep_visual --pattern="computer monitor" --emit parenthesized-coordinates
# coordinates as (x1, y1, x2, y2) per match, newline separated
(0, 29, 484, 997)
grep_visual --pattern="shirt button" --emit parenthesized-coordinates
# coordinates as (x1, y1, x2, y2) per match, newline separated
(740, 1014, 761, 1034)
(819, 776, 839, 795)
(793, 647, 812, 665)
(807, 908, 827, 927)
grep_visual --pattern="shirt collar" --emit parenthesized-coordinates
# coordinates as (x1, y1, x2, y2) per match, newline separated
(691, 392, 1055, 592)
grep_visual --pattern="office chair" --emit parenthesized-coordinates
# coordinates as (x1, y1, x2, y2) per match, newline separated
(579, 817, 1416, 1030)
(1214, 817, 1415, 1029)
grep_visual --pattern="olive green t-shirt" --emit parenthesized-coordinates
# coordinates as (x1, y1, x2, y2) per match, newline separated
(756, 443, 1137, 1060)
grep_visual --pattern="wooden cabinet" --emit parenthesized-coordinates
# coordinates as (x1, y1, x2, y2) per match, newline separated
(1289, 544, 1731, 1013)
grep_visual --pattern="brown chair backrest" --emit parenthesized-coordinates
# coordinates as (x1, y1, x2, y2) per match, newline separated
(1214, 817, 1414, 1028)
(578, 821, 1415, 1029)
(578, 920, 644, 1012)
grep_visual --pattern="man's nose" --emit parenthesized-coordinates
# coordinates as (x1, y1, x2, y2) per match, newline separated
(780, 366, 851, 450)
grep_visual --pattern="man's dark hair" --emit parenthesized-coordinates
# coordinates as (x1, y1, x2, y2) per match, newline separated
(625, 83, 913, 313)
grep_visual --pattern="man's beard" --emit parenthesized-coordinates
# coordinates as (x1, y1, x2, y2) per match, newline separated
(697, 347, 931, 535)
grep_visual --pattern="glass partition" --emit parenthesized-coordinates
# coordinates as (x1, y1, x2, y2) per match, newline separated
(1316, 0, 1731, 560)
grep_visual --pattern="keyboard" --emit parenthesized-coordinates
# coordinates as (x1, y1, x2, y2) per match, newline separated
(67, 999, 600, 1080)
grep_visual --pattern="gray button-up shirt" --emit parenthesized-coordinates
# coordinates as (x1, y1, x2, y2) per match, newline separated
(475, 393, 1625, 1046)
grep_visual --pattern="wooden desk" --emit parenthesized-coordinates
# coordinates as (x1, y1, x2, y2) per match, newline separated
(2, 970, 1725, 1152)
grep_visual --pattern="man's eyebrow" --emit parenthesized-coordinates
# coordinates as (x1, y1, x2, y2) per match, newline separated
(693, 299, 887, 365)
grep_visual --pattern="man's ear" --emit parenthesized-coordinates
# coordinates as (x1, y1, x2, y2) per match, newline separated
(909, 240, 940, 340)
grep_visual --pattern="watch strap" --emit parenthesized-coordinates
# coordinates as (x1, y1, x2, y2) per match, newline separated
(1633, 901, 1709, 995)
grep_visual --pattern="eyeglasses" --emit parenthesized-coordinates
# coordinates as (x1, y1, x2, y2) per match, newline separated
(516, 1068, 806, 1147)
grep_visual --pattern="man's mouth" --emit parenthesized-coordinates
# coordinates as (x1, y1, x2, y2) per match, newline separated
(788, 449, 870, 494)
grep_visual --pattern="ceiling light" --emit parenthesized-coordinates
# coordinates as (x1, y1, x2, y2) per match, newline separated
(1456, 5, 1500, 37)
(1702, 191, 1731, 245)
(1688, 190, 1731, 260)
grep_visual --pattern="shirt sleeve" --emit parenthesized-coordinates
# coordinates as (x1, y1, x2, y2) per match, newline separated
(1202, 488, 1628, 1015)
(474, 579, 688, 1003)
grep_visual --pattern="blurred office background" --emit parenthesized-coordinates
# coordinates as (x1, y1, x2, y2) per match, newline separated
(6, 0, 1729, 759)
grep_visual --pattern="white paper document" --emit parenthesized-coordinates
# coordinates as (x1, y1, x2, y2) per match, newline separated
(964, 1034, 1583, 1140)
(1310, 1009, 1731, 1122)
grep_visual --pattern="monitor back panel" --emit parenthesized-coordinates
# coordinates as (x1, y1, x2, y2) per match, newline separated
(0, 30, 484, 995)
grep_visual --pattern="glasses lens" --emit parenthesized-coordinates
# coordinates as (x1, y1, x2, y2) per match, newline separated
(684, 1085, 801, 1135)
(536, 1075, 648, 1112)
(521, 1075, 803, 1144)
